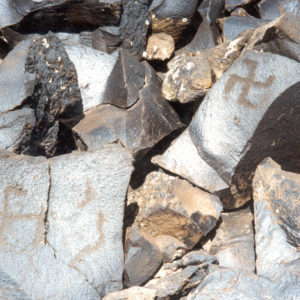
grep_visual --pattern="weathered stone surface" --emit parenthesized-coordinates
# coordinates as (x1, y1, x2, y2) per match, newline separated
(0, 144, 133, 298)
(74, 63, 182, 156)
(144, 33, 175, 61)
(152, 130, 228, 193)
(104, 286, 157, 300)
(189, 50, 300, 208)
(124, 224, 162, 287)
(120, 0, 151, 58)
(220, 15, 267, 41)
(65, 44, 118, 112)
(150, 0, 198, 40)
(186, 0, 224, 52)
(128, 171, 223, 251)
(1, 0, 122, 32)
(188, 266, 300, 299)
(209, 208, 255, 272)
(258, 0, 300, 21)
(225, 0, 257, 12)
(103, 49, 145, 109)
(0, 108, 35, 152)
(245, 14, 300, 63)
(163, 31, 253, 103)
(253, 158, 300, 282)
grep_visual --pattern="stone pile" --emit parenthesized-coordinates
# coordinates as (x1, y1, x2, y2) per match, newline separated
(0, 0, 300, 299)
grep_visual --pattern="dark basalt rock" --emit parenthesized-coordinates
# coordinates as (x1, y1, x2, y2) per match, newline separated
(74, 58, 182, 157)
(1, 0, 122, 33)
(18, 33, 83, 157)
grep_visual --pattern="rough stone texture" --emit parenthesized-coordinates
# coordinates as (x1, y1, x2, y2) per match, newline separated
(258, 0, 300, 21)
(253, 158, 300, 282)
(104, 286, 157, 300)
(65, 44, 118, 112)
(144, 33, 175, 61)
(1, 0, 122, 32)
(150, 0, 198, 41)
(127, 171, 223, 251)
(189, 50, 300, 208)
(74, 63, 182, 156)
(0, 145, 133, 299)
(225, 0, 257, 12)
(124, 225, 162, 287)
(120, 0, 151, 59)
(103, 49, 145, 109)
(208, 208, 255, 272)
(220, 15, 267, 41)
(188, 265, 300, 300)
(163, 31, 253, 103)
(245, 14, 300, 63)
(152, 130, 228, 193)
(186, 0, 224, 52)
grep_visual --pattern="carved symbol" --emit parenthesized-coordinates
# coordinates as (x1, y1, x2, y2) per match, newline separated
(225, 59, 275, 109)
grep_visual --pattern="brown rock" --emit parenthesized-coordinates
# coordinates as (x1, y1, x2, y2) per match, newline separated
(144, 33, 175, 61)
(103, 286, 157, 300)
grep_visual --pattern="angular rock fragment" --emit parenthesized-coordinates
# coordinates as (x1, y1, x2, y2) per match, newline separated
(186, 0, 224, 52)
(1, 0, 122, 32)
(188, 266, 300, 300)
(219, 15, 267, 41)
(208, 208, 255, 272)
(162, 31, 253, 103)
(225, 0, 257, 12)
(245, 14, 300, 63)
(258, 0, 300, 21)
(104, 286, 157, 300)
(144, 33, 175, 61)
(152, 130, 228, 193)
(150, 0, 198, 40)
(253, 158, 300, 282)
(74, 61, 182, 156)
(127, 171, 223, 252)
(189, 50, 300, 207)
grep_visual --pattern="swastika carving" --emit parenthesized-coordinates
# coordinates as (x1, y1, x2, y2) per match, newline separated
(225, 59, 275, 109)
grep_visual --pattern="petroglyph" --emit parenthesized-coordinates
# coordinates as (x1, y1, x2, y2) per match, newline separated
(225, 58, 275, 109)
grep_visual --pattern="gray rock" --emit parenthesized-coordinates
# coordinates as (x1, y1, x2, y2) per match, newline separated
(209, 208, 255, 272)
(104, 286, 157, 300)
(65, 44, 118, 112)
(188, 265, 300, 300)
(0, 144, 133, 299)
(189, 50, 300, 208)
(253, 158, 300, 282)
(152, 130, 228, 194)
(225, 0, 257, 12)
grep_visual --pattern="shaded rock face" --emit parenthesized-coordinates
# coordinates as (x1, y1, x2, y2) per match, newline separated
(189, 50, 300, 208)
(253, 158, 300, 282)
(0, 144, 133, 299)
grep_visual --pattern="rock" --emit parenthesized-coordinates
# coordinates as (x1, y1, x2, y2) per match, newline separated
(162, 31, 253, 103)
(231, 7, 252, 17)
(64, 44, 118, 112)
(0, 144, 133, 298)
(104, 286, 157, 300)
(225, 0, 257, 12)
(150, 0, 198, 41)
(127, 171, 223, 253)
(0, 0, 122, 32)
(189, 50, 300, 208)
(208, 207, 255, 272)
(124, 225, 162, 287)
(74, 61, 182, 156)
(144, 33, 175, 61)
(186, 0, 224, 52)
(188, 265, 300, 299)
(245, 14, 300, 63)
(152, 130, 228, 193)
(253, 158, 300, 282)
(120, 0, 151, 59)
(258, 0, 300, 21)
(219, 15, 267, 41)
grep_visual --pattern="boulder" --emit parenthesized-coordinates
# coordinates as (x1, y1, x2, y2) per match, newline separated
(189, 50, 300, 208)
(225, 0, 257, 12)
(0, 144, 133, 298)
(127, 171, 223, 253)
(253, 158, 300, 282)
(208, 208, 255, 272)
(144, 33, 175, 61)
